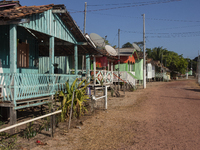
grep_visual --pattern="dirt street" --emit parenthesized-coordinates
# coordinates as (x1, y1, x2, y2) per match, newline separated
(32, 79, 200, 150)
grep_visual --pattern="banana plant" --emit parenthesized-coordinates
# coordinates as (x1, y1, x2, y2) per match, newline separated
(56, 78, 90, 122)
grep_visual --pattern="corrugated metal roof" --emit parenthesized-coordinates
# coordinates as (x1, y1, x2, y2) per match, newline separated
(115, 48, 135, 56)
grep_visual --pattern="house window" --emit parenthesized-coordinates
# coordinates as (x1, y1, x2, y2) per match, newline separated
(17, 42, 29, 68)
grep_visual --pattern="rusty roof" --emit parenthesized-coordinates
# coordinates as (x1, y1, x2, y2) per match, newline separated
(0, 1, 20, 11)
(0, 4, 54, 20)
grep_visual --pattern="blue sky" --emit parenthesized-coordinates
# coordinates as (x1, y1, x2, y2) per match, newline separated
(19, 0, 200, 59)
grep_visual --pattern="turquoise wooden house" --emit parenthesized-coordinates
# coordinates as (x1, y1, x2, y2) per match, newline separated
(0, 2, 98, 126)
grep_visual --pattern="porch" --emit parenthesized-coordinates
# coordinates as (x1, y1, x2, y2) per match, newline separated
(0, 3, 99, 131)
(0, 73, 79, 110)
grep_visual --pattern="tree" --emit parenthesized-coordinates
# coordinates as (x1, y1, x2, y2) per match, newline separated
(146, 47, 188, 74)
(103, 38, 116, 48)
(104, 38, 110, 45)
(134, 41, 144, 51)
(122, 42, 133, 48)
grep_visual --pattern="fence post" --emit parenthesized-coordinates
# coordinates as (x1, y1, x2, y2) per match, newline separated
(68, 91, 75, 130)
(105, 86, 107, 110)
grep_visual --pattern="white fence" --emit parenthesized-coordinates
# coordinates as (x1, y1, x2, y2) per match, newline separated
(113, 71, 136, 86)
(0, 110, 62, 134)
(92, 86, 108, 110)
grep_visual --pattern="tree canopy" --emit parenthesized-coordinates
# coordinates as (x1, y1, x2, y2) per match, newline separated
(122, 41, 144, 51)
(146, 47, 188, 74)
(122, 42, 133, 48)
(134, 41, 144, 51)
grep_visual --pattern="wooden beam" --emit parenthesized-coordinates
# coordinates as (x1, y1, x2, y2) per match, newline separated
(10, 24, 17, 73)
(10, 102, 16, 134)
(74, 44, 78, 75)
(49, 36, 55, 74)
(77, 42, 88, 45)
(52, 9, 67, 13)
(86, 54, 90, 81)
(39, 42, 73, 46)
(0, 102, 14, 107)
(93, 56, 96, 86)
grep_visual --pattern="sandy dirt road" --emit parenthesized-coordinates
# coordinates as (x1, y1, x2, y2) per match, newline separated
(32, 79, 200, 150)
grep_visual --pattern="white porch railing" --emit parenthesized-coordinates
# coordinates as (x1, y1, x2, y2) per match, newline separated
(92, 70, 113, 85)
(113, 71, 137, 86)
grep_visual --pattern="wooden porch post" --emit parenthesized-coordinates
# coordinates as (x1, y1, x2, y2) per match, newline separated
(9, 24, 17, 134)
(49, 36, 55, 136)
(49, 36, 54, 74)
(74, 44, 78, 75)
(111, 62, 113, 84)
(86, 54, 90, 82)
(93, 56, 96, 86)
(10, 24, 17, 74)
(108, 60, 109, 71)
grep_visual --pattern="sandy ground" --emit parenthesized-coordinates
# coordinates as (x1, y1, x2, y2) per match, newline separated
(16, 79, 200, 150)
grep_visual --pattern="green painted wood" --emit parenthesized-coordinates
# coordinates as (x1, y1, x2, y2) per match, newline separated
(91, 60, 93, 70)
(127, 71, 140, 80)
(74, 45, 78, 75)
(135, 59, 143, 80)
(126, 63, 128, 71)
(39, 56, 83, 74)
(19, 10, 77, 44)
(115, 63, 127, 71)
(49, 36, 54, 74)
(0, 73, 80, 104)
(9, 24, 17, 106)
(86, 54, 90, 78)
(0, 26, 39, 74)
(9, 24, 17, 73)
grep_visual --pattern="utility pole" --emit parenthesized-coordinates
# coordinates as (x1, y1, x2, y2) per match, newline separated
(83, 2, 87, 74)
(186, 57, 189, 79)
(161, 52, 164, 81)
(83, 2, 87, 34)
(142, 14, 146, 89)
(118, 29, 120, 90)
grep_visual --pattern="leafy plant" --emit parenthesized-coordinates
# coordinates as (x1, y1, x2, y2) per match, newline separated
(23, 121, 37, 139)
(56, 78, 90, 122)
(71, 68, 75, 74)
(0, 134, 17, 150)
(0, 115, 5, 126)
(100, 78, 104, 86)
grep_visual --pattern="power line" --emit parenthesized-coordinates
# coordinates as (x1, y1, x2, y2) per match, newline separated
(121, 30, 200, 38)
(72, 10, 200, 23)
(111, 33, 118, 46)
(146, 17, 200, 23)
(87, 1, 170, 6)
(70, 0, 181, 13)
(148, 25, 200, 31)
(121, 30, 142, 34)
(92, 12, 200, 23)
